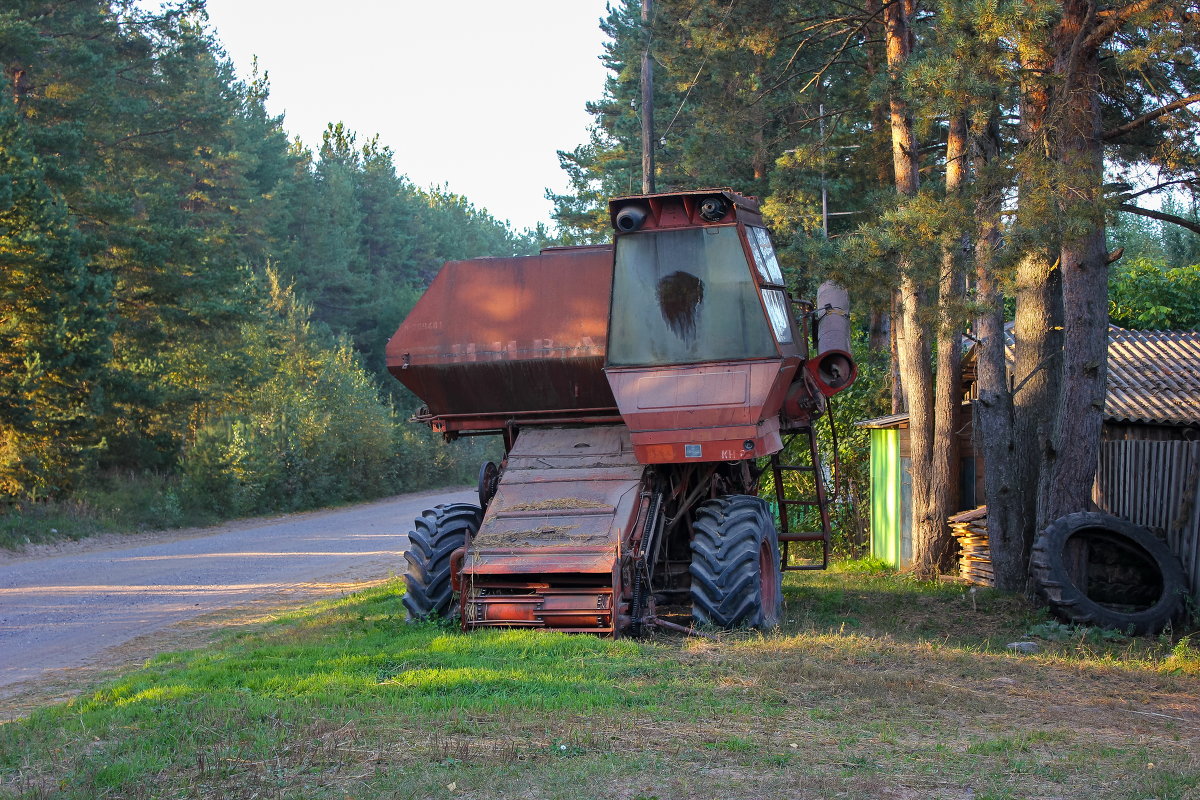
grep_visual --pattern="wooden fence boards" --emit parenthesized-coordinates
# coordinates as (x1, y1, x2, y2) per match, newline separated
(1092, 439, 1199, 599)
(949, 441, 1199, 597)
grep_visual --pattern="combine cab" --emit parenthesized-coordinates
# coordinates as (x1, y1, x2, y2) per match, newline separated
(387, 190, 855, 635)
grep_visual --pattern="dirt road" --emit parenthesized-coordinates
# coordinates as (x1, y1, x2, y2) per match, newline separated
(0, 488, 472, 698)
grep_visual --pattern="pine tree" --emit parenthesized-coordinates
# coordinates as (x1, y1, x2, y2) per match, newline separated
(0, 103, 111, 498)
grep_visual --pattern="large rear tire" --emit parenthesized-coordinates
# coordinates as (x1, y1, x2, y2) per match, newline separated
(1030, 511, 1186, 635)
(690, 495, 783, 629)
(402, 503, 483, 621)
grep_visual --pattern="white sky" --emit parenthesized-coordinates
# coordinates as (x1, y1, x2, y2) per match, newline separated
(202, 0, 614, 232)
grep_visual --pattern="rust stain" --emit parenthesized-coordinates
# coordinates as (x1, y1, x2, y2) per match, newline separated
(656, 271, 704, 341)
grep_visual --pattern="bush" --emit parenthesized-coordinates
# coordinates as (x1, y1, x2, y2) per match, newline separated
(179, 272, 473, 518)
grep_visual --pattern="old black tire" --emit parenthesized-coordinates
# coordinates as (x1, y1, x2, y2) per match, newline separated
(1030, 511, 1186, 635)
(690, 495, 783, 629)
(402, 503, 483, 621)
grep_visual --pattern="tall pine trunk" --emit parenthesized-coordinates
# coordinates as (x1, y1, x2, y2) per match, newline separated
(928, 111, 969, 571)
(1038, 0, 1108, 525)
(1005, 42, 1063, 586)
(972, 107, 1026, 591)
(885, 0, 938, 578)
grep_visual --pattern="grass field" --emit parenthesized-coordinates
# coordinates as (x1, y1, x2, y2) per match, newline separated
(1, 562, 1197, 800)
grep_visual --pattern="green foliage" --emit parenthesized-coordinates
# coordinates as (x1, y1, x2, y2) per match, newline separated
(0, 100, 111, 499)
(1026, 619, 1129, 644)
(0, 3, 525, 518)
(832, 556, 896, 575)
(1165, 635, 1200, 673)
(1160, 197, 1200, 268)
(1110, 200, 1200, 270)
(1109, 259, 1200, 330)
(176, 272, 467, 517)
(179, 274, 386, 515)
(0, 472, 209, 550)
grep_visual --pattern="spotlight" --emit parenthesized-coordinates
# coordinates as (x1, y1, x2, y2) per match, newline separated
(615, 205, 647, 232)
(698, 196, 728, 222)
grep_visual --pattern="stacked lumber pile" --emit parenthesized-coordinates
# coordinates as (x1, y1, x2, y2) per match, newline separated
(950, 506, 992, 586)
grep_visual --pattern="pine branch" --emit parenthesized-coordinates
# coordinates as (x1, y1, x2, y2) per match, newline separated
(1116, 178, 1199, 201)
(102, 123, 194, 149)
(1084, 0, 1163, 50)
(1102, 93, 1200, 140)
(1118, 203, 1200, 234)
(765, 16, 874, 100)
(821, 0, 872, 14)
(765, 10, 881, 104)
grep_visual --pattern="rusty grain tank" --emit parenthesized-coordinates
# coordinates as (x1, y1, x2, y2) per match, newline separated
(387, 189, 856, 635)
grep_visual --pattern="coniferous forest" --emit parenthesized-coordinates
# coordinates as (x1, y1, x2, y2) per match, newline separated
(4, 0, 1200, 569)
(1, 2, 535, 536)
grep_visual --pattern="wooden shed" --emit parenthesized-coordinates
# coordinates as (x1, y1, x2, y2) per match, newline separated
(860, 327, 1200, 595)
(858, 404, 982, 569)
(1088, 328, 1200, 597)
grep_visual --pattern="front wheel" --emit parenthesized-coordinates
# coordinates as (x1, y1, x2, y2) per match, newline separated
(690, 495, 782, 629)
(402, 503, 483, 621)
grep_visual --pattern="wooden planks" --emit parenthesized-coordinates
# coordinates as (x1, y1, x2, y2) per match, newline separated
(950, 506, 992, 586)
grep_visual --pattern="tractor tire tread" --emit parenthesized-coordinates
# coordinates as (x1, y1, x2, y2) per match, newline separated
(690, 495, 782, 630)
(402, 503, 482, 622)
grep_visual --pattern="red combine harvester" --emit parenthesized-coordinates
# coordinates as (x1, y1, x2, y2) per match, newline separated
(386, 190, 856, 635)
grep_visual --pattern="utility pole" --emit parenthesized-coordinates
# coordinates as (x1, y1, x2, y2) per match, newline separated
(641, 0, 655, 194)
(819, 101, 828, 238)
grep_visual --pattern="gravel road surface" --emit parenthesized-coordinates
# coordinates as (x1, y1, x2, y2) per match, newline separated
(0, 488, 473, 695)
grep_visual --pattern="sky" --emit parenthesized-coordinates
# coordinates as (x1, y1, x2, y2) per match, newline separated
(202, 0, 614, 232)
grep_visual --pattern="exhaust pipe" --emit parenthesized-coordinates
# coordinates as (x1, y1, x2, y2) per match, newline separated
(809, 282, 857, 396)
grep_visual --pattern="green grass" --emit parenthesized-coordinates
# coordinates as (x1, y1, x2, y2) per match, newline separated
(1, 563, 1197, 799)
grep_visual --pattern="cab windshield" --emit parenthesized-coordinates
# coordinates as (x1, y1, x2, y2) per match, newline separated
(607, 226, 778, 367)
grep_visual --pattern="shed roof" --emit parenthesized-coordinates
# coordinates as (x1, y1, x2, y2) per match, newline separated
(872, 326, 1200, 430)
(1104, 327, 1200, 425)
(856, 412, 911, 429)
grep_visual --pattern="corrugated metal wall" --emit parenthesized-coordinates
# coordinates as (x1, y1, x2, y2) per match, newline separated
(1094, 440, 1200, 598)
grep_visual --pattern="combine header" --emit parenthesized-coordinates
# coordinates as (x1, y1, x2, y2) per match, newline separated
(387, 190, 855, 635)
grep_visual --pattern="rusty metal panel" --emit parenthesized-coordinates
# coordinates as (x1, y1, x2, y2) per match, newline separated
(606, 188, 764, 231)
(463, 425, 644, 577)
(465, 588, 615, 630)
(386, 245, 617, 420)
(502, 425, 641, 471)
(606, 359, 797, 463)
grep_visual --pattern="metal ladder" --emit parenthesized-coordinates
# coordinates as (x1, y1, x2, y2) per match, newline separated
(770, 425, 832, 570)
